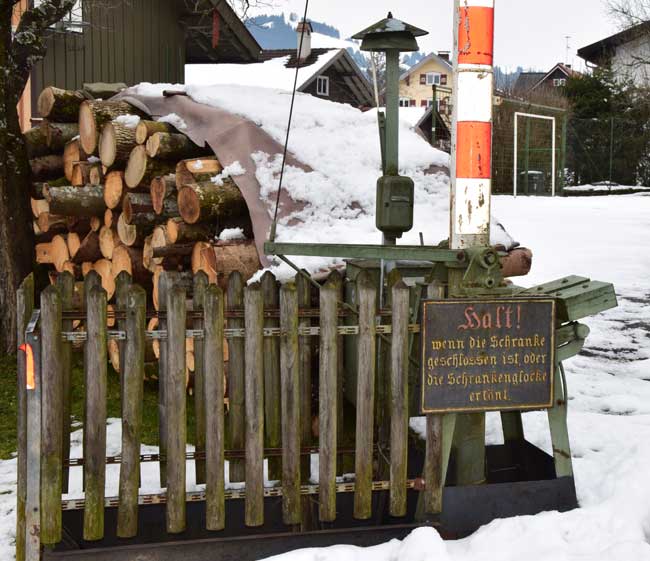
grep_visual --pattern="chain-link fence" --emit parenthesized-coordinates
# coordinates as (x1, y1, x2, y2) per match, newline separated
(566, 117, 650, 187)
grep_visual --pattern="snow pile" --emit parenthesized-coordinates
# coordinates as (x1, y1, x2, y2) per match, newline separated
(158, 112, 188, 131)
(219, 227, 247, 242)
(564, 183, 650, 194)
(113, 114, 141, 129)
(179, 83, 455, 276)
(211, 161, 247, 187)
(127, 82, 522, 277)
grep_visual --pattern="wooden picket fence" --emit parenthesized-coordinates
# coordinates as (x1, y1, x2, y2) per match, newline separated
(16, 268, 445, 556)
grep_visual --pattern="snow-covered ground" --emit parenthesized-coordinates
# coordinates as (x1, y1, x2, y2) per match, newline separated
(1, 193, 648, 560)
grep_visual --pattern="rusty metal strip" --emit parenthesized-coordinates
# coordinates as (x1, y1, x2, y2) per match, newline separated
(61, 325, 422, 342)
(61, 480, 418, 511)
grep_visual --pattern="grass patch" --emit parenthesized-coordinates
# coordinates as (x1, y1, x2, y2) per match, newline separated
(0, 354, 19, 459)
(0, 352, 197, 460)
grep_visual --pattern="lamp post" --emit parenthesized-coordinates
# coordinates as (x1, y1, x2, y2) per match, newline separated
(353, 14, 428, 246)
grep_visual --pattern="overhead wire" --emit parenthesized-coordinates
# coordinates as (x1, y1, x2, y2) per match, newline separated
(269, 0, 310, 242)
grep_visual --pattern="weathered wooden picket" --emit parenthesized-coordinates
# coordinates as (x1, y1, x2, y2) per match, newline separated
(16, 267, 446, 553)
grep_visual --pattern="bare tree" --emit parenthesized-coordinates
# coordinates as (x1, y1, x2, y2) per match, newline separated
(606, 0, 650, 79)
(608, 0, 650, 27)
(227, 0, 277, 20)
(367, 51, 386, 106)
(0, 0, 78, 353)
(183, 0, 278, 21)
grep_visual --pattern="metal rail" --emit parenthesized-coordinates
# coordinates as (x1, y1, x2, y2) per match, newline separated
(264, 242, 466, 263)
(61, 480, 419, 511)
(60, 324, 423, 342)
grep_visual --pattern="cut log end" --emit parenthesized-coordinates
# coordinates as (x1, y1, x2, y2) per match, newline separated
(93, 259, 116, 300)
(178, 187, 201, 224)
(125, 145, 163, 189)
(99, 124, 117, 167)
(78, 101, 98, 154)
(99, 226, 119, 259)
(104, 171, 124, 209)
(37, 88, 58, 119)
(117, 213, 145, 247)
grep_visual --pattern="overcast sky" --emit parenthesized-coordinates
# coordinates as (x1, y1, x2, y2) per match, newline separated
(254, 0, 619, 72)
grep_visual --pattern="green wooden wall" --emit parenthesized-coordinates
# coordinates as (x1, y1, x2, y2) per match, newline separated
(31, 0, 186, 114)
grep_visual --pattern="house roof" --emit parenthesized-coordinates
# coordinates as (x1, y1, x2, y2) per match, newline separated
(513, 72, 545, 93)
(184, 0, 263, 64)
(578, 21, 650, 65)
(513, 63, 577, 93)
(185, 48, 375, 107)
(399, 52, 453, 82)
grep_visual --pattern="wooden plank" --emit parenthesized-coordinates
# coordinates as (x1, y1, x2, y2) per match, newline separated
(117, 286, 146, 538)
(296, 272, 314, 530)
(261, 272, 282, 481)
(56, 272, 74, 495)
(204, 285, 226, 531)
(193, 272, 208, 485)
(548, 364, 574, 477)
(82, 272, 102, 493)
(328, 271, 346, 476)
(319, 280, 338, 522)
(84, 285, 108, 542)
(296, 272, 312, 480)
(553, 281, 618, 322)
(25, 303, 42, 561)
(41, 286, 63, 545)
(280, 283, 301, 526)
(157, 271, 173, 488)
(16, 274, 34, 561)
(423, 282, 445, 515)
(390, 281, 409, 518)
(353, 272, 376, 520)
(166, 284, 187, 534)
(226, 272, 245, 483)
(520, 275, 589, 296)
(424, 415, 443, 514)
(244, 284, 264, 527)
(115, 272, 132, 378)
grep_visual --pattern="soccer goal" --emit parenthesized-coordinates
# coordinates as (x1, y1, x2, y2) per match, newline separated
(513, 112, 557, 197)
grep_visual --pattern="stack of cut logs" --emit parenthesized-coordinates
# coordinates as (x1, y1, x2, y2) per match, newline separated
(28, 86, 258, 383)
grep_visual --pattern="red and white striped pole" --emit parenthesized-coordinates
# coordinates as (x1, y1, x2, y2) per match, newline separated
(448, 0, 496, 487)
(450, 0, 495, 250)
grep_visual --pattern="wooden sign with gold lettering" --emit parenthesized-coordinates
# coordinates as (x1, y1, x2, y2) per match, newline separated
(421, 299, 556, 414)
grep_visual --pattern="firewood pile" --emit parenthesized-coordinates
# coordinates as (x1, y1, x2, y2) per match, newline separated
(27, 86, 260, 382)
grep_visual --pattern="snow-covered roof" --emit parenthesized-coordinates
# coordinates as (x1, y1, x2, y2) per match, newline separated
(185, 48, 374, 107)
(186, 49, 337, 91)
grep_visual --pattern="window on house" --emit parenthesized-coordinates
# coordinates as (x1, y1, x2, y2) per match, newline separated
(399, 97, 411, 108)
(316, 76, 330, 96)
(426, 72, 442, 86)
(553, 78, 567, 87)
(409, 99, 416, 107)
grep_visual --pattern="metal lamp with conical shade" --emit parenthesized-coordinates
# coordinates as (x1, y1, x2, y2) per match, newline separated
(353, 14, 429, 242)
